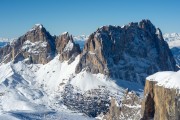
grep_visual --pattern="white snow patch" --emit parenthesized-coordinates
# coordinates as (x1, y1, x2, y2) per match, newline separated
(29, 24, 43, 31)
(62, 32, 68, 35)
(147, 70, 180, 90)
(63, 40, 74, 52)
(22, 40, 47, 54)
(36, 55, 79, 92)
(71, 71, 123, 94)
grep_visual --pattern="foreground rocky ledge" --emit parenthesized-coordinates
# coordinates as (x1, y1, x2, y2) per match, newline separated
(141, 71, 180, 120)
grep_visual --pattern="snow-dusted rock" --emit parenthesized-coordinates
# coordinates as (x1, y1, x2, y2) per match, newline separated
(55, 32, 81, 63)
(0, 24, 56, 64)
(76, 19, 177, 85)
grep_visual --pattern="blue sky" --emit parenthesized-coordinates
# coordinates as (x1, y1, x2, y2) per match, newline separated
(0, 0, 180, 38)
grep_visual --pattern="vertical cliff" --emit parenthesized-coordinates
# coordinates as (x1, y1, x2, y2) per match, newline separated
(141, 71, 180, 120)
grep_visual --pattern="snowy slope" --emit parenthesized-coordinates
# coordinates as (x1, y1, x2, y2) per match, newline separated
(0, 54, 143, 119)
(0, 56, 95, 119)
(147, 70, 180, 90)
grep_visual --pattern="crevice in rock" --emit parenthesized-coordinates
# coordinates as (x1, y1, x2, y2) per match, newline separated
(142, 93, 155, 120)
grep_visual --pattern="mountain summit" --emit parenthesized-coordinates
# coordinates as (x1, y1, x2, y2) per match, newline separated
(75, 19, 177, 85)
(0, 24, 80, 64)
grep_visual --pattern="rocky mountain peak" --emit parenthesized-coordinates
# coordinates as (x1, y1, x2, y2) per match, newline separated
(76, 19, 177, 85)
(139, 19, 156, 33)
(25, 24, 53, 43)
(56, 32, 74, 53)
(156, 28, 163, 40)
(56, 32, 81, 63)
(0, 24, 56, 64)
(31, 23, 43, 30)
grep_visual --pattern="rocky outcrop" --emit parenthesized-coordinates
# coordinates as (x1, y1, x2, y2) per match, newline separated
(141, 79, 180, 120)
(75, 19, 177, 85)
(103, 91, 141, 120)
(55, 32, 81, 64)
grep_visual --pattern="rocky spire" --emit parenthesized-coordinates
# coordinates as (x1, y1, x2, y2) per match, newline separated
(56, 32, 81, 64)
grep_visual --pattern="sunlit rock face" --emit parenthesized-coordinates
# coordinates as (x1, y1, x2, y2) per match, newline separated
(76, 19, 177, 85)
(0, 24, 56, 64)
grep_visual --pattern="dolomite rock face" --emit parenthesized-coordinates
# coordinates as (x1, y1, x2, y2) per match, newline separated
(141, 80, 180, 120)
(20, 24, 56, 64)
(56, 32, 81, 63)
(0, 24, 56, 64)
(75, 19, 177, 85)
(0, 25, 81, 65)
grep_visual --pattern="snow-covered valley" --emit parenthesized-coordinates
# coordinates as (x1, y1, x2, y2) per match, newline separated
(0, 54, 143, 120)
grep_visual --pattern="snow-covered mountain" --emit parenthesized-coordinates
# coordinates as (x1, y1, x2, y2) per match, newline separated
(0, 20, 178, 120)
(164, 33, 180, 67)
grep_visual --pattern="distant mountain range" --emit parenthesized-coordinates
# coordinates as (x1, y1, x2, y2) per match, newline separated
(164, 33, 180, 67)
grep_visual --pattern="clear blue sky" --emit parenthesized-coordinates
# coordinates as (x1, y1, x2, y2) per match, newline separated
(0, 0, 180, 38)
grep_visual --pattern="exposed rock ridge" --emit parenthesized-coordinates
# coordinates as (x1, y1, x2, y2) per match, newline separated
(75, 19, 177, 85)
(0, 25, 81, 64)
